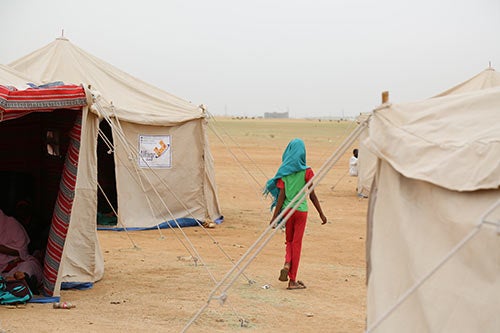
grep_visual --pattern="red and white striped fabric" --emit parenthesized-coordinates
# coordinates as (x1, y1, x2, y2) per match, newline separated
(0, 85, 87, 122)
(42, 113, 82, 296)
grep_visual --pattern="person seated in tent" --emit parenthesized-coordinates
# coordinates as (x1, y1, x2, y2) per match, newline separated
(349, 148, 359, 177)
(0, 208, 43, 293)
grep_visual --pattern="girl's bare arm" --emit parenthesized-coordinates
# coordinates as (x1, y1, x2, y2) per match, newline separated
(309, 190, 327, 224)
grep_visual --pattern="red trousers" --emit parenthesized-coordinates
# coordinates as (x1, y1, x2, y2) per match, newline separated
(284, 210, 308, 281)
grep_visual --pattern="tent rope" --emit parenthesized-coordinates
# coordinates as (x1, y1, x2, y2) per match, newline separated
(182, 116, 370, 332)
(206, 116, 266, 197)
(97, 122, 169, 241)
(311, 118, 358, 169)
(329, 168, 349, 191)
(207, 112, 269, 181)
(99, 106, 255, 284)
(93, 100, 249, 324)
(93, 98, 255, 280)
(98, 114, 160, 229)
(96, 103, 201, 254)
(365, 198, 500, 332)
(97, 182, 139, 249)
(109, 107, 169, 236)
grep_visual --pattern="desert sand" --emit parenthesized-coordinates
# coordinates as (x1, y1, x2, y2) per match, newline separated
(1, 117, 367, 333)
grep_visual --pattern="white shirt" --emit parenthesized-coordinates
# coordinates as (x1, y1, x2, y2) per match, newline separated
(349, 156, 358, 176)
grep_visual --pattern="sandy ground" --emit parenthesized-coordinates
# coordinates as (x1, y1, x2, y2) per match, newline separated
(1, 118, 368, 333)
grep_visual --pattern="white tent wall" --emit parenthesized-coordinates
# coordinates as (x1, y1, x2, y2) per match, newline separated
(365, 86, 500, 332)
(367, 161, 500, 332)
(202, 118, 222, 220)
(114, 119, 212, 228)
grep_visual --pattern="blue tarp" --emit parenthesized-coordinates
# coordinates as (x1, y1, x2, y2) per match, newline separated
(97, 216, 224, 231)
(29, 296, 60, 303)
(27, 282, 93, 302)
(61, 282, 93, 290)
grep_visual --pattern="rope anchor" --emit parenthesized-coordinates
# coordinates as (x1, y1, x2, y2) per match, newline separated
(239, 318, 249, 327)
(212, 292, 228, 306)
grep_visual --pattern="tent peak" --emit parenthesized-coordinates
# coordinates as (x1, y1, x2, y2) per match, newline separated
(56, 29, 69, 41)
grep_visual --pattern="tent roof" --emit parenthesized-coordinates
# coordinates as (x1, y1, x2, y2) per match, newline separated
(0, 64, 38, 88)
(433, 66, 500, 97)
(9, 37, 203, 126)
(365, 86, 500, 191)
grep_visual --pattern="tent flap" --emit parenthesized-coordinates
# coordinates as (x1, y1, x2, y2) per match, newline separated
(366, 87, 500, 191)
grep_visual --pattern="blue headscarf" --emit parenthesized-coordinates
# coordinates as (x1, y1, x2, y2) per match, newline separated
(264, 138, 308, 210)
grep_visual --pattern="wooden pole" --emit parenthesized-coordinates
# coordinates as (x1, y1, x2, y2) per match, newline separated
(382, 91, 389, 104)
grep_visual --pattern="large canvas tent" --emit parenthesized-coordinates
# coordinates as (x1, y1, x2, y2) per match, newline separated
(356, 66, 500, 198)
(364, 86, 500, 332)
(0, 79, 103, 297)
(9, 36, 222, 229)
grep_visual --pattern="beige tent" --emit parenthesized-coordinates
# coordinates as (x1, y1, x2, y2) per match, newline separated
(10, 37, 222, 229)
(0, 72, 103, 297)
(355, 112, 374, 197)
(364, 86, 500, 332)
(433, 65, 500, 97)
(0, 63, 37, 87)
(357, 66, 500, 198)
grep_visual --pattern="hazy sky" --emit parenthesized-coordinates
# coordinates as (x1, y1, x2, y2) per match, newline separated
(1, 0, 499, 118)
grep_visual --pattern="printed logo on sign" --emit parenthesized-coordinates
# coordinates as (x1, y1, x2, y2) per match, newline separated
(140, 150, 156, 162)
(138, 135, 172, 168)
(153, 140, 170, 158)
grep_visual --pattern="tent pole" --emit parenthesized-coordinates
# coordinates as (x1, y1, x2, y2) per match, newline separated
(381, 91, 389, 104)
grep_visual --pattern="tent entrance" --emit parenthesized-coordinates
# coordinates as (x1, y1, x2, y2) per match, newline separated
(0, 109, 79, 241)
(97, 119, 117, 225)
(0, 109, 80, 294)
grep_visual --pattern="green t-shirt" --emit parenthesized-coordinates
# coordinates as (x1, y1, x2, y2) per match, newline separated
(279, 168, 313, 212)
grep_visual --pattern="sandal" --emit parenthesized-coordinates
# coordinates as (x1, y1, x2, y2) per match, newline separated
(287, 281, 306, 290)
(278, 267, 289, 282)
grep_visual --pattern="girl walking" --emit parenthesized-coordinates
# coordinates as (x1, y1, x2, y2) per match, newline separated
(265, 138, 327, 290)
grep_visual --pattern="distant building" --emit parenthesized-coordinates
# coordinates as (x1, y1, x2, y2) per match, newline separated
(264, 111, 289, 119)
